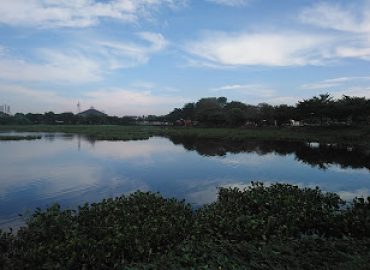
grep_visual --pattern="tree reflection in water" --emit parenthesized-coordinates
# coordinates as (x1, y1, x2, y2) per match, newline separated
(168, 136, 370, 171)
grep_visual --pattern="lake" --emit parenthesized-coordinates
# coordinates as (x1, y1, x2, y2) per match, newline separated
(1, 132, 369, 229)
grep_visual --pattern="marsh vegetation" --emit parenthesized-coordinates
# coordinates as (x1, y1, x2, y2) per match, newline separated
(1, 125, 370, 147)
(1, 183, 370, 269)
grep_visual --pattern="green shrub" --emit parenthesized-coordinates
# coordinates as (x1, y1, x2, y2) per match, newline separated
(1, 184, 370, 269)
(195, 182, 346, 241)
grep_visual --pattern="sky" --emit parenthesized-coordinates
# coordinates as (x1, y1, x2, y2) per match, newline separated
(0, 0, 370, 116)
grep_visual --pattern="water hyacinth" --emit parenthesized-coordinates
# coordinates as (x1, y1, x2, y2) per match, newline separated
(1, 183, 370, 269)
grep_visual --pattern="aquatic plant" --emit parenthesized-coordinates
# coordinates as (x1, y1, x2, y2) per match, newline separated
(1, 183, 370, 269)
(0, 135, 41, 141)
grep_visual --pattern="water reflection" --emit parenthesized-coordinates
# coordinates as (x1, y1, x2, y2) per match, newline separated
(168, 136, 370, 170)
(0, 133, 369, 229)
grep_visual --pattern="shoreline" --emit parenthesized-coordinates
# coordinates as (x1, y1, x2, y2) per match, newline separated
(0, 124, 369, 146)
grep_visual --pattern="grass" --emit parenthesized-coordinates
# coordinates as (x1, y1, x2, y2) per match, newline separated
(1, 124, 370, 145)
(0, 135, 42, 141)
(1, 183, 369, 269)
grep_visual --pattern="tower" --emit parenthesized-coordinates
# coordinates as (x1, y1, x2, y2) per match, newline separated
(77, 101, 81, 113)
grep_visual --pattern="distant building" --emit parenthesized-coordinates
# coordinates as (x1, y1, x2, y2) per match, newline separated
(0, 104, 10, 115)
(78, 107, 107, 117)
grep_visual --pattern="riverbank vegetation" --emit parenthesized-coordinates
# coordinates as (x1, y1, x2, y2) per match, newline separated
(0, 135, 41, 141)
(1, 124, 370, 147)
(1, 183, 369, 269)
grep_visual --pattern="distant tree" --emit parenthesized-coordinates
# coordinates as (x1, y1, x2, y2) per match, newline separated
(43, 112, 56, 125)
(335, 95, 369, 124)
(297, 93, 334, 125)
(226, 108, 246, 126)
(57, 112, 76, 124)
(217, 97, 227, 108)
(258, 103, 274, 125)
(195, 98, 225, 125)
(26, 113, 43, 124)
(274, 105, 296, 125)
(182, 103, 196, 120)
(166, 108, 184, 122)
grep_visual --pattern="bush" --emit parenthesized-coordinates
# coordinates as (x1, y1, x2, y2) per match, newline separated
(1, 183, 370, 269)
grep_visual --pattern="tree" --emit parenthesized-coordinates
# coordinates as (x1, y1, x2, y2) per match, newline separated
(226, 108, 246, 126)
(182, 103, 196, 120)
(195, 98, 225, 126)
(297, 93, 334, 126)
(274, 105, 296, 125)
(335, 95, 369, 124)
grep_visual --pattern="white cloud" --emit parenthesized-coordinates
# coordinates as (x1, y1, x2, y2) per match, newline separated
(0, 85, 73, 113)
(332, 87, 370, 99)
(210, 83, 276, 98)
(263, 96, 301, 106)
(337, 188, 370, 202)
(0, 48, 101, 83)
(97, 32, 167, 68)
(132, 81, 157, 89)
(186, 2, 370, 68)
(0, 84, 188, 115)
(84, 88, 188, 115)
(186, 32, 334, 67)
(336, 47, 370, 61)
(298, 2, 370, 62)
(0, 32, 166, 83)
(206, 0, 250, 7)
(88, 138, 183, 160)
(0, 0, 186, 28)
(302, 76, 370, 90)
(300, 2, 370, 33)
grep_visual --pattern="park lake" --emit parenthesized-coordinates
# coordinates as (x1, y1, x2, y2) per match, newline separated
(0, 131, 369, 230)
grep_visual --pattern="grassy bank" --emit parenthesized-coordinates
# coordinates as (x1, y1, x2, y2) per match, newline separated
(1, 183, 369, 269)
(0, 125, 160, 141)
(0, 135, 42, 141)
(1, 124, 370, 145)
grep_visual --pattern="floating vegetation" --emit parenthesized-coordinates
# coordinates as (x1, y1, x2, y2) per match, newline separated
(1, 183, 370, 269)
(0, 135, 42, 141)
(1, 125, 370, 146)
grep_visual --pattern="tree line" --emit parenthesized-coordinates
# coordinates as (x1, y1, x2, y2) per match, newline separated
(166, 94, 370, 127)
(0, 112, 142, 125)
(1, 94, 369, 126)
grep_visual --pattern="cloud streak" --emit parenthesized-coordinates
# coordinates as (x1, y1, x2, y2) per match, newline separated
(0, 32, 167, 83)
(299, 1, 370, 61)
(206, 0, 250, 7)
(0, 0, 186, 28)
(0, 49, 101, 83)
(300, 2, 370, 33)
(97, 32, 168, 69)
(210, 83, 276, 98)
(302, 76, 370, 90)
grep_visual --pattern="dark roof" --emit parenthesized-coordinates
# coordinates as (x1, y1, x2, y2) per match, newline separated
(78, 108, 107, 117)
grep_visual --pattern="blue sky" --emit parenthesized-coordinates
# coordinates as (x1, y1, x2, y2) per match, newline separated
(0, 0, 370, 115)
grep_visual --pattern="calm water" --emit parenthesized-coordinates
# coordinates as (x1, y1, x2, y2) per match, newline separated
(0, 132, 369, 229)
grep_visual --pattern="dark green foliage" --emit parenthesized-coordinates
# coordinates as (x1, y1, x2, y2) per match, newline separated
(2, 192, 192, 269)
(1, 184, 370, 269)
(166, 93, 370, 127)
(2, 124, 370, 149)
(195, 183, 345, 241)
(0, 135, 41, 141)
